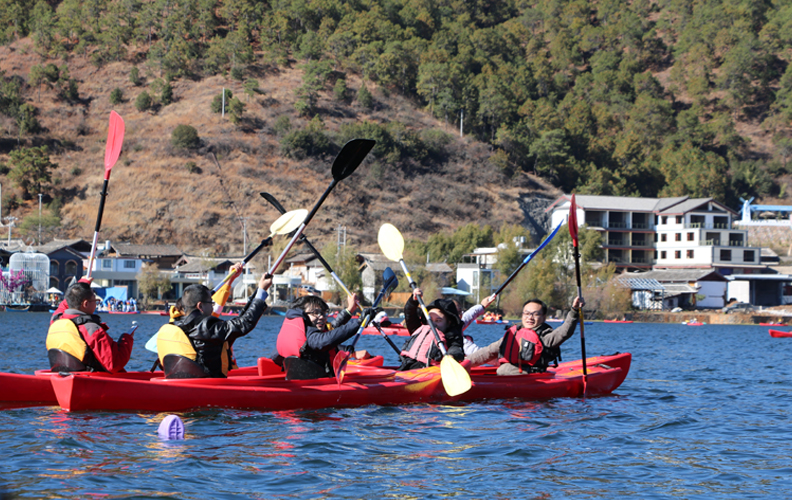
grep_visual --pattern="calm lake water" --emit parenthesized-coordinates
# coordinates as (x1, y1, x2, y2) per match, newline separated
(0, 312, 791, 499)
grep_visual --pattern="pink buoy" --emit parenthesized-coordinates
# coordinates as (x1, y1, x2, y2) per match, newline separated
(158, 415, 185, 440)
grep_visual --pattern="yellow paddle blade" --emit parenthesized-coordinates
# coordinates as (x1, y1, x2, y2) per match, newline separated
(440, 356, 472, 397)
(271, 209, 308, 236)
(212, 280, 232, 310)
(378, 223, 404, 262)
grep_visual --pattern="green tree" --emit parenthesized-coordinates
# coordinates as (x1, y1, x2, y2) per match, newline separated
(357, 82, 373, 108)
(161, 82, 173, 106)
(171, 124, 200, 149)
(135, 91, 152, 111)
(137, 263, 172, 303)
(109, 87, 123, 105)
(211, 88, 233, 113)
(7, 145, 56, 199)
(227, 96, 245, 124)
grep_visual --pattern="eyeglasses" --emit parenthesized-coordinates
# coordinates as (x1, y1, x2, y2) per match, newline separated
(305, 310, 326, 318)
(522, 311, 544, 318)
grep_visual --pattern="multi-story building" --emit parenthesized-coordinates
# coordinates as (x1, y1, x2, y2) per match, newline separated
(548, 195, 763, 274)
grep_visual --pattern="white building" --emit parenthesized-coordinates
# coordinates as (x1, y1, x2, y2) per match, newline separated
(547, 195, 763, 275)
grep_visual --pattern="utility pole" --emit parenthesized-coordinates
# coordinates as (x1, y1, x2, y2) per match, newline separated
(240, 216, 250, 299)
(38, 193, 42, 245)
(222, 87, 225, 118)
(336, 225, 347, 267)
(460, 109, 464, 138)
(7, 217, 16, 245)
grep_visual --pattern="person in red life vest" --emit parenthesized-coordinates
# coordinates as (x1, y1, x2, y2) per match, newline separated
(46, 282, 134, 373)
(467, 297, 584, 375)
(172, 268, 272, 378)
(276, 293, 361, 377)
(50, 277, 93, 324)
(398, 290, 465, 370)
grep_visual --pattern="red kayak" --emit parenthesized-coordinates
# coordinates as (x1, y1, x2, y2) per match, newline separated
(685, 322, 704, 326)
(362, 324, 410, 336)
(475, 319, 510, 325)
(108, 311, 140, 315)
(604, 319, 633, 323)
(769, 329, 792, 338)
(760, 323, 784, 326)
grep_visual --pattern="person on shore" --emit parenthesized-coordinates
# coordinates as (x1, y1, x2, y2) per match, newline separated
(276, 293, 361, 377)
(46, 282, 134, 373)
(156, 263, 272, 378)
(467, 297, 584, 375)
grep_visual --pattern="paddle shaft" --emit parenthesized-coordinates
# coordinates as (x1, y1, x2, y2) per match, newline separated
(212, 237, 272, 293)
(86, 179, 110, 280)
(371, 322, 402, 355)
(398, 259, 448, 358)
(347, 280, 391, 351)
(493, 221, 563, 297)
(268, 179, 338, 275)
(261, 192, 353, 297)
(573, 245, 588, 379)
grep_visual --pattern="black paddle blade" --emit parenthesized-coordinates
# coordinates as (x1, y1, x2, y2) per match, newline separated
(260, 192, 287, 215)
(332, 139, 375, 181)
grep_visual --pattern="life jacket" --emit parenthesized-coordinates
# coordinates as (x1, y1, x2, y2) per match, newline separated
(535, 323, 561, 369)
(157, 323, 231, 377)
(400, 324, 445, 366)
(498, 325, 543, 368)
(276, 314, 338, 372)
(46, 314, 106, 371)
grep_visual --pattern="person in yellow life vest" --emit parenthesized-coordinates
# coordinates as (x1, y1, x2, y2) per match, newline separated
(157, 266, 272, 378)
(46, 282, 134, 373)
(467, 297, 583, 375)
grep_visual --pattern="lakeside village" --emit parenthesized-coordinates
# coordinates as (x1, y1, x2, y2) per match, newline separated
(2, 193, 792, 324)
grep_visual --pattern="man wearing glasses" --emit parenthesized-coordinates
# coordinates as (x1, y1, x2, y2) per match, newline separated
(467, 297, 584, 375)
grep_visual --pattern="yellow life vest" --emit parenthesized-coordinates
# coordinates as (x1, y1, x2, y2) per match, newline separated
(156, 323, 231, 376)
(46, 318, 89, 362)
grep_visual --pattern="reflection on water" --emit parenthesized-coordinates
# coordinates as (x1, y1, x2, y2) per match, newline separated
(2, 315, 792, 497)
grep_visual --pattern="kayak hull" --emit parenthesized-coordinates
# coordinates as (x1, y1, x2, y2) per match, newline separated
(769, 329, 792, 338)
(361, 324, 409, 336)
(51, 367, 444, 412)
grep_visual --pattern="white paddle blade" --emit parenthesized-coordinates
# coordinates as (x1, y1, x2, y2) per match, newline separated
(378, 223, 405, 262)
(440, 356, 472, 397)
(271, 209, 308, 235)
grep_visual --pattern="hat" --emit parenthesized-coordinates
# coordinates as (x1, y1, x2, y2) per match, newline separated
(424, 298, 461, 328)
(374, 311, 392, 327)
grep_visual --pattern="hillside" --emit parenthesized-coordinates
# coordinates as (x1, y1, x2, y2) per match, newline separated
(0, 41, 558, 255)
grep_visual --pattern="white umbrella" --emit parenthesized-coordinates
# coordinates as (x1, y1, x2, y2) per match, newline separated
(45, 287, 63, 295)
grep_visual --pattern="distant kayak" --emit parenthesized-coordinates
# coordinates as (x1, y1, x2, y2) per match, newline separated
(604, 319, 633, 323)
(108, 311, 140, 315)
(769, 329, 792, 338)
(362, 323, 409, 336)
(760, 323, 784, 326)
(475, 319, 510, 325)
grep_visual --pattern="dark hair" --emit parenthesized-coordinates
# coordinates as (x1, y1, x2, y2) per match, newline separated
(290, 295, 328, 313)
(522, 298, 547, 316)
(182, 284, 211, 310)
(65, 282, 94, 309)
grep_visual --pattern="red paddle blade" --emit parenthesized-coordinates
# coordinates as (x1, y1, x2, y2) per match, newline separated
(333, 351, 351, 385)
(104, 111, 125, 179)
(568, 194, 579, 247)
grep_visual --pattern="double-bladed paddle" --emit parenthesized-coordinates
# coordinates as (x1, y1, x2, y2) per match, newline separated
(266, 139, 375, 277)
(86, 111, 125, 279)
(333, 267, 398, 384)
(492, 220, 564, 297)
(568, 194, 588, 395)
(378, 223, 472, 397)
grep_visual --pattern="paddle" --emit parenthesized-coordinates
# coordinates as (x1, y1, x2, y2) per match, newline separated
(370, 321, 403, 356)
(260, 192, 354, 297)
(378, 223, 471, 397)
(333, 267, 398, 384)
(86, 111, 125, 279)
(492, 220, 564, 297)
(211, 208, 307, 294)
(568, 194, 588, 394)
(266, 139, 375, 277)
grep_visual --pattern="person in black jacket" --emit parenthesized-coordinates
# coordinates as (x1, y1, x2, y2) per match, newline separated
(276, 293, 361, 377)
(173, 269, 272, 377)
(399, 289, 464, 370)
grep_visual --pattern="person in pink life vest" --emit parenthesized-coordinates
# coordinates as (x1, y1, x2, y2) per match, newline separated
(467, 296, 584, 375)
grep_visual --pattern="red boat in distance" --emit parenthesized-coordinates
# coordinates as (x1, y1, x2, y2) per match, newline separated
(604, 319, 633, 324)
(769, 329, 792, 338)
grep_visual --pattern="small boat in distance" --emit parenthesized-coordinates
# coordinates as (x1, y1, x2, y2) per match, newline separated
(769, 329, 792, 338)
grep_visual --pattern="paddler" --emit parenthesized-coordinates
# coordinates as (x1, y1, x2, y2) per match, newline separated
(398, 290, 465, 370)
(156, 264, 272, 378)
(46, 282, 134, 373)
(467, 297, 583, 375)
(275, 293, 361, 377)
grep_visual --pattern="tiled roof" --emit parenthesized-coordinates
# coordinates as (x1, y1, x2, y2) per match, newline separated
(112, 243, 183, 257)
(629, 269, 726, 282)
(174, 257, 233, 273)
(617, 277, 665, 290)
(426, 262, 453, 273)
(356, 253, 393, 271)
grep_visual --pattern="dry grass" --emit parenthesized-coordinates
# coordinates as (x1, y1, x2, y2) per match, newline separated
(0, 38, 556, 257)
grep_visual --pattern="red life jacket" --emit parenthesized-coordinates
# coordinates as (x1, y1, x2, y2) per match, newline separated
(498, 325, 543, 367)
(401, 324, 445, 366)
(276, 315, 338, 360)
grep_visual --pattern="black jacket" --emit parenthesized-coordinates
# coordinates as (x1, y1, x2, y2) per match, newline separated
(286, 307, 361, 376)
(175, 297, 267, 377)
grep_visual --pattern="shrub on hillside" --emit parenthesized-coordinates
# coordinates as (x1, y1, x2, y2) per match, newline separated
(333, 78, 347, 102)
(161, 82, 173, 106)
(211, 89, 234, 114)
(130, 66, 141, 86)
(280, 117, 333, 160)
(357, 83, 373, 109)
(135, 91, 151, 112)
(109, 88, 123, 105)
(171, 125, 200, 149)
